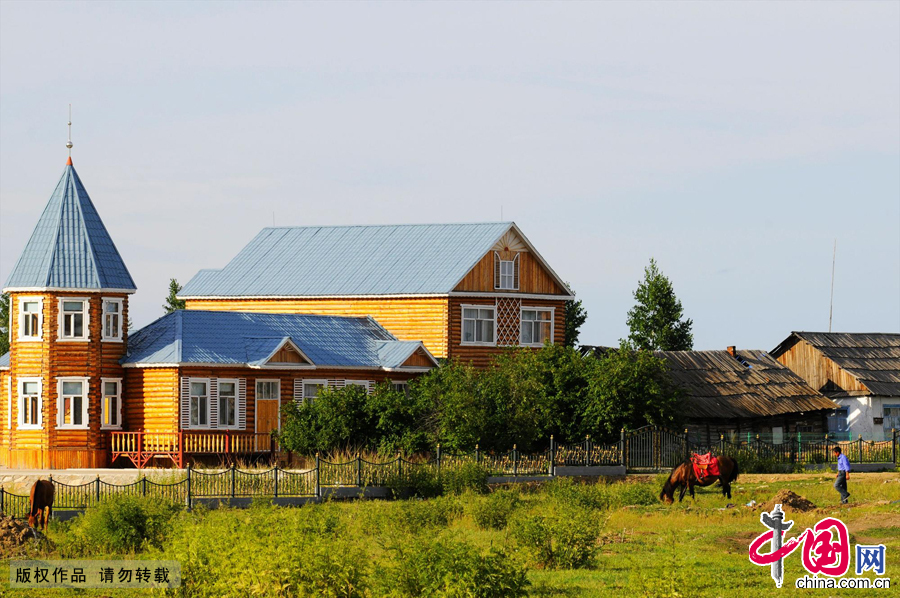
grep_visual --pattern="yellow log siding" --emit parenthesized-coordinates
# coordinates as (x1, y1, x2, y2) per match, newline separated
(453, 251, 567, 295)
(184, 297, 450, 358)
(123, 368, 180, 433)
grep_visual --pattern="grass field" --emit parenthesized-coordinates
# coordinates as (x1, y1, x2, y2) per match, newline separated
(2, 471, 898, 597)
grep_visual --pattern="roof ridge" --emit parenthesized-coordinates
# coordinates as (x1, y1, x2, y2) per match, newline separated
(259, 221, 514, 230)
(70, 167, 103, 288)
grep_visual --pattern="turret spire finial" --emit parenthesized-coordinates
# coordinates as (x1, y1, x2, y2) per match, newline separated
(66, 104, 73, 164)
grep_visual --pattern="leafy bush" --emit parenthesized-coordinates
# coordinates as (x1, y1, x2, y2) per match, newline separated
(374, 534, 529, 598)
(471, 489, 521, 530)
(396, 496, 463, 532)
(63, 494, 181, 555)
(440, 461, 490, 495)
(544, 478, 656, 510)
(510, 501, 599, 569)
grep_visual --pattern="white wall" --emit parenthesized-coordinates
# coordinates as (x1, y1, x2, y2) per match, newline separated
(836, 396, 899, 441)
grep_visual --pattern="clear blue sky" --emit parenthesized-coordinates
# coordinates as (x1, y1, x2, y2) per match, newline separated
(1, 1, 898, 350)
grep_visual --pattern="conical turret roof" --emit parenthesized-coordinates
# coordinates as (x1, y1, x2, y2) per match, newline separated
(3, 162, 136, 292)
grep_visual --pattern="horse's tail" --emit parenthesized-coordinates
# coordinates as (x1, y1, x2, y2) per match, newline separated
(730, 457, 739, 483)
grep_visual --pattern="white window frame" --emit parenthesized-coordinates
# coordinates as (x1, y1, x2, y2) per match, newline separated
(255, 379, 281, 401)
(461, 304, 497, 346)
(57, 377, 89, 429)
(301, 379, 328, 404)
(390, 380, 410, 398)
(499, 260, 515, 290)
(57, 297, 89, 342)
(189, 378, 211, 429)
(217, 378, 240, 430)
(18, 377, 42, 430)
(17, 297, 43, 342)
(100, 377, 123, 430)
(101, 297, 124, 342)
(519, 306, 555, 347)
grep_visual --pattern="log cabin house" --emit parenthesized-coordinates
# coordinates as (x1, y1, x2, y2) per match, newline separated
(0, 158, 439, 468)
(771, 332, 900, 441)
(176, 222, 574, 368)
(656, 348, 839, 445)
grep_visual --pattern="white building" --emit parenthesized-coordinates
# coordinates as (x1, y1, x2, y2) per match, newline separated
(772, 332, 900, 442)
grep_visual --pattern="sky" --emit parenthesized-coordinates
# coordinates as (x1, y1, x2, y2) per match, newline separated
(1, 1, 898, 350)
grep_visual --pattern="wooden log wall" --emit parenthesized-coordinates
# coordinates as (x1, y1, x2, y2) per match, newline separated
(183, 297, 450, 359)
(130, 366, 423, 435)
(0, 291, 130, 468)
(447, 297, 566, 369)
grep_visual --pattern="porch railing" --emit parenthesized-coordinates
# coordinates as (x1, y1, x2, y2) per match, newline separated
(111, 431, 279, 468)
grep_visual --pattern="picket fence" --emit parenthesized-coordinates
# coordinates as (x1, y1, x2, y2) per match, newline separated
(1, 426, 897, 519)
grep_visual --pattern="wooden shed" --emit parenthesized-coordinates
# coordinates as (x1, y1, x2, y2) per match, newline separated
(657, 348, 839, 445)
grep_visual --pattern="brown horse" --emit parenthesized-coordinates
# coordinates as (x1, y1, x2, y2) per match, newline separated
(659, 456, 739, 504)
(28, 480, 54, 530)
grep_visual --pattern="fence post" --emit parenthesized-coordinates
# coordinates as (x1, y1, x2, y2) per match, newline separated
(549, 435, 555, 476)
(858, 435, 863, 463)
(356, 453, 362, 489)
(142, 476, 147, 497)
(315, 453, 320, 499)
(274, 466, 279, 499)
(683, 428, 688, 460)
(719, 435, 724, 456)
(230, 463, 236, 499)
(619, 429, 625, 469)
(583, 435, 589, 467)
(436, 444, 442, 476)
(186, 464, 192, 510)
(96, 475, 101, 504)
(397, 452, 403, 485)
(513, 444, 518, 477)
(1, 485, 4, 514)
(475, 444, 480, 465)
(891, 428, 897, 463)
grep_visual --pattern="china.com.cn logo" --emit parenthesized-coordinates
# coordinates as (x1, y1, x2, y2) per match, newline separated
(748, 504, 887, 588)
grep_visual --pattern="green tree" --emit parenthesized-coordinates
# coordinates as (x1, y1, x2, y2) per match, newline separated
(0, 293, 9, 356)
(163, 279, 186, 314)
(625, 258, 693, 351)
(582, 343, 683, 438)
(564, 283, 587, 348)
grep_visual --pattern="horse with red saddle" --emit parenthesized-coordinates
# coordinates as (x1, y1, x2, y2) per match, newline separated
(659, 453, 739, 504)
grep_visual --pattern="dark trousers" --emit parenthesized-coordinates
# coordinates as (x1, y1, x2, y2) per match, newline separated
(834, 471, 849, 502)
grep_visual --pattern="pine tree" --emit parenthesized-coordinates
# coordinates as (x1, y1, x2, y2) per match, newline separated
(163, 279, 186, 314)
(564, 283, 587, 348)
(625, 259, 693, 351)
(0, 293, 9, 356)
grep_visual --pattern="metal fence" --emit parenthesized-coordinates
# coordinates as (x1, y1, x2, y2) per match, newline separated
(1, 426, 897, 518)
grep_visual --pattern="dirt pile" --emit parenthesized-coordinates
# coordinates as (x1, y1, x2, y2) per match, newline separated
(759, 489, 817, 513)
(0, 514, 36, 555)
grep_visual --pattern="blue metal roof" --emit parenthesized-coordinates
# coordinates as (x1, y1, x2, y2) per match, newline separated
(122, 310, 436, 369)
(3, 163, 136, 292)
(0, 352, 9, 369)
(179, 223, 515, 297)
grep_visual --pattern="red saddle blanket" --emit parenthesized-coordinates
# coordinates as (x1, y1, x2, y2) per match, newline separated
(691, 453, 720, 479)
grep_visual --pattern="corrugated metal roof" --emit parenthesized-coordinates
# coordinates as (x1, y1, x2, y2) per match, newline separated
(178, 223, 518, 297)
(3, 164, 136, 292)
(0, 352, 9, 369)
(778, 332, 900, 397)
(657, 349, 838, 420)
(122, 310, 436, 370)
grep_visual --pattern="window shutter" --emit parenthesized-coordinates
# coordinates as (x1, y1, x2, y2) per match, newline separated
(329, 380, 345, 390)
(237, 378, 247, 430)
(493, 252, 501, 289)
(512, 253, 520, 290)
(209, 378, 219, 429)
(293, 379, 303, 404)
(180, 377, 191, 430)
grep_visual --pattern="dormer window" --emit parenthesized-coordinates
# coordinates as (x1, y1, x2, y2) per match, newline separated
(494, 252, 519, 290)
(18, 298, 42, 340)
(59, 298, 88, 340)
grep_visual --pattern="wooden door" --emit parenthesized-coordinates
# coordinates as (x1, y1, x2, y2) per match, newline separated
(256, 400, 279, 451)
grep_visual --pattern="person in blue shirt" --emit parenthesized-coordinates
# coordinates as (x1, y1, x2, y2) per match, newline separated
(833, 446, 851, 504)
